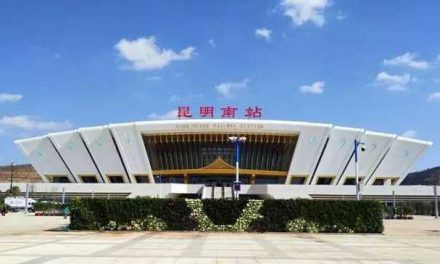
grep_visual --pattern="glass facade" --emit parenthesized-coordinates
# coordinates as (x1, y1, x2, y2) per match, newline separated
(291, 177, 306, 185)
(189, 175, 250, 186)
(80, 175, 98, 183)
(255, 176, 287, 184)
(108, 175, 124, 183)
(48, 176, 70, 183)
(317, 177, 333, 185)
(143, 133, 297, 172)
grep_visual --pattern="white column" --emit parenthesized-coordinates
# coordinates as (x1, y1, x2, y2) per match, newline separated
(235, 160, 239, 199)
(24, 184, 29, 214)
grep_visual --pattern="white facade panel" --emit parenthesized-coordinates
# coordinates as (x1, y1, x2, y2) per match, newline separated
(368, 137, 432, 185)
(135, 119, 329, 136)
(312, 127, 364, 185)
(286, 124, 332, 184)
(14, 137, 74, 183)
(338, 131, 396, 185)
(14, 119, 432, 187)
(110, 123, 153, 183)
(79, 126, 130, 183)
(49, 131, 103, 183)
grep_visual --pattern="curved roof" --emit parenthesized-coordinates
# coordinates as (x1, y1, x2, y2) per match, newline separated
(15, 119, 432, 185)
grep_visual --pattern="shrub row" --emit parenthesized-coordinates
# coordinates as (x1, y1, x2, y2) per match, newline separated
(34, 201, 63, 212)
(384, 201, 438, 219)
(250, 199, 383, 233)
(70, 198, 384, 233)
(70, 198, 196, 230)
(202, 199, 248, 225)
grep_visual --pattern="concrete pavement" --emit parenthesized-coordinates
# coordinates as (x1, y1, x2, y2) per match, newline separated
(0, 213, 439, 263)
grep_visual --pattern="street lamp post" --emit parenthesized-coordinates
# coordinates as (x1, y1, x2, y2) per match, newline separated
(434, 174, 439, 219)
(155, 175, 162, 198)
(354, 140, 365, 201)
(229, 136, 247, 199)
(10, 162, 16, 196)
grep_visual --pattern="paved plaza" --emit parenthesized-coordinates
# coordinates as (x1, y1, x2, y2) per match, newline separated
(0, 214, 439, 263)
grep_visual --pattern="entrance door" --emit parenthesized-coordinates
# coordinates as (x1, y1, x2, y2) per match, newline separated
(189, 175, 250, 186)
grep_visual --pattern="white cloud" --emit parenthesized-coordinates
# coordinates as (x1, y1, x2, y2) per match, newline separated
(115, 36, 195, 71)
(255, 28, 272, 41)
(401, 130, 417, 138)
(336, 10, 346, 20)
(0, 115, 72, 132)
(208, 39, 216, 48)
(280, 0, 330, 27)
(215, 78, 249, 99)
(148, 110, 178, 120)
(384, 52, 429, 70)
(170, 93, 204, 103)
(0, 93, 23, 103)
(428, 92, 440, 101)
(170, 94, 181, 102)
(300, 81, 325, 94)
(145, 76, 162, 82)
(375, 71, 412, 91)
(189, 93, 204, 100)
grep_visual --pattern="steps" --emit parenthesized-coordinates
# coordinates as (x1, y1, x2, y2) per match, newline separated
(224, 186, 233, 199)
(202, 185, 234, 199)
(213, 187, 223, 199)
(202, 186, 212, 199)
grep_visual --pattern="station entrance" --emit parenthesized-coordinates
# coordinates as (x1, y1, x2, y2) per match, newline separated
(188, 175, 250, 186)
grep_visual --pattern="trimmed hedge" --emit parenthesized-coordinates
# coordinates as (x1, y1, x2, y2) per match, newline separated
(34, 201, 63, 212)
(250, 199, 384, 233)
(385, 201, 437, 218)
(202, 199, 248, 225)
(70, 198, 384, 233)
(70, 198, 197, 231)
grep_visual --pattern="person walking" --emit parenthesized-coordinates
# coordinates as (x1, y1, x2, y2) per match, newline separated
(63, 205, 69, 219)
(1, 205, 7, 216)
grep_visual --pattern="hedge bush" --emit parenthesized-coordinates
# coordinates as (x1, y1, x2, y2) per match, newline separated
(250, 199, 384, 233)
(69, 198, 384, 233)
(384, 201, 437, 218)
(202, 199, 248, 225)
(70, 198, 197, 231)
(187, 199, 263, 231)
(34, 201, 63, 212)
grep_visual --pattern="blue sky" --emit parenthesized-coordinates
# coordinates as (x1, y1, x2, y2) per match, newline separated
(1, 0, 439, 171)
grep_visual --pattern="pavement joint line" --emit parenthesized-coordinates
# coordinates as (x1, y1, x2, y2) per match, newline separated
(0, 237, 66, 254)
(305, 233, 388, 260)
(180, 235, 207, 257)
(89, 232, 153, 256)
(20, 255, 58, 264)
(0, 231, 101, 254)
(0, 253, 422, 261)
(252, 234, 289, 259)
(378, 235, 440, 253)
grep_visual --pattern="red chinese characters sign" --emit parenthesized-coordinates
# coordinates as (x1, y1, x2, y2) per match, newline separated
(177, 106, 263, 119)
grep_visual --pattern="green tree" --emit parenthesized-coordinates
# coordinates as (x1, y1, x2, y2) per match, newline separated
(5, 186, 21, 197)
(0, 191, 5, 207)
